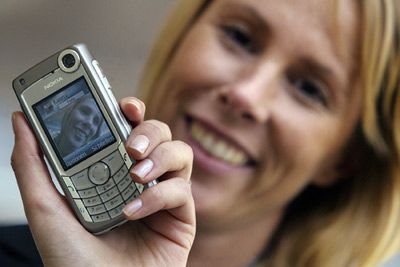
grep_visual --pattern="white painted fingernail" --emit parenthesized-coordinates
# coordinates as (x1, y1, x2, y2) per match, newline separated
(128, 135, 149, 154)
(131, 159, 153, 180)
(123, 199, 143, 216)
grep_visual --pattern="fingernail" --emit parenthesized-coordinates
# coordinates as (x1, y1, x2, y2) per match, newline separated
(131, 159, 153, 179)
(128, 135, 149, 154)
(11, 112, 17, 134)
(123, 198, 142, 216)
(129, 99, 142, 111)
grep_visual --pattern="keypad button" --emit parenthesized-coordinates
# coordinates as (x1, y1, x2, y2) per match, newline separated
(74, 199, 93, 222)
(92, 212, 110, 222)
(102, 151, 124, 176)
(88, 162, 110, 185)
(82, 196, 102, 207)
(122, 183, 137, 201)
(100, 187, 119, 202)
(109, 204, 125, 218)
(125, 189, 141, 204)
(63, 177, 80, 199)
(104, 195, 124, 211)
(78, 187, 98, 199)
(71, 170, 94, 190)
(113, 165, 128, 184)
(87, 204, 107, 215)
(96, 179, 116, 194)
(117, 175, 132, 192)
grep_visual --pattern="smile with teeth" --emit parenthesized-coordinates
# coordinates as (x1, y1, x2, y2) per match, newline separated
(190, 120, 251, 166)
(74, 127, 89, 139)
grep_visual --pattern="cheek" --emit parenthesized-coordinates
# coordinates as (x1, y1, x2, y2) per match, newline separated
(269, 112, 343, 184)
(70, 111, 83, 122)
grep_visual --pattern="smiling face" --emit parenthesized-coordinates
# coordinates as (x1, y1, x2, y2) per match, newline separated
(58, 97, 102, 156)
(155, 0, 361, 225)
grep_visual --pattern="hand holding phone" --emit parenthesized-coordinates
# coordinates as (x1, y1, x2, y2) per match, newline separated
(10, 45, 195, 266)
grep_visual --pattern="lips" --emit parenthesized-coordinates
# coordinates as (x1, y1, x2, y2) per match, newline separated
(74, 126, 90, 140)
(187, 116, 256, 167)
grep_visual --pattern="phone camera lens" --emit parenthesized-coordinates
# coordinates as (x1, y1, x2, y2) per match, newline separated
(62, 54, 76, 69)
(58, 49, 80, 72)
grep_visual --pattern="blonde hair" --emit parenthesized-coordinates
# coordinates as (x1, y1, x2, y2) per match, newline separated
(137, 0, 400, 266)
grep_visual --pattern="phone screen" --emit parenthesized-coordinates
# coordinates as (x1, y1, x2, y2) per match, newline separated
(33, 76, 116, 169)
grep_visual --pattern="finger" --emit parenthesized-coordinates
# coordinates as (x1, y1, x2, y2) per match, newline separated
(130, 140, 193, 184)
(10, 112, 71, 221)
(119, 97, 146, 126)
(126, 120, 172, 160)
(123, 177, 194, 225)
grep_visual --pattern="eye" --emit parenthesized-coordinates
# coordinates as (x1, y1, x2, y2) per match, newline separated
(220, 24, 259, 54)
(80, 106, 91, 115)
(289, 77, 328, 107)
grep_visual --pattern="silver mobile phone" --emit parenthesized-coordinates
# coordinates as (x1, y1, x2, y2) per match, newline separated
(13, 44, 153, 234)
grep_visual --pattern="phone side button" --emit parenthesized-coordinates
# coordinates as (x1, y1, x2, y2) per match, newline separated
(74, 199, 93, 222)
(62, 177, 80, 199)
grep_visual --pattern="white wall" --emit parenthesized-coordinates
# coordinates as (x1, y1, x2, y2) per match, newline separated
(0, 0, 175, 225)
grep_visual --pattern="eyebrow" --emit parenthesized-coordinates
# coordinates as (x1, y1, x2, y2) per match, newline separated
(218, 2, 270, 32)
(219, 1, 348, 97)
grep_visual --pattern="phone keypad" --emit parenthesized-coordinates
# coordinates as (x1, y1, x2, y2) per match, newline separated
(78, 187, 97, 198)
(68, 147, 143, 223)
(96, 179, 116, 194)
(87, 204, 107, 215)
(71, 170, 93, 190)
(92, 212, 110, 223)
(88, 162, 110, 185)
(109, 204, 125, 219)
(82, 196, 102, 207)
(102, 150, 124, 176)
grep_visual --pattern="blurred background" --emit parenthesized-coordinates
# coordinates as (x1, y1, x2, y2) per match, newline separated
(0, 0, 175, 225)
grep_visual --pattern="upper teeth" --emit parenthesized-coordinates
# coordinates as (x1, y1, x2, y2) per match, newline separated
(190, 121, 249, 166)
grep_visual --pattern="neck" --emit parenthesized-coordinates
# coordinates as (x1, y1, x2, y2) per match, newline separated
(187, 211, 283, 267)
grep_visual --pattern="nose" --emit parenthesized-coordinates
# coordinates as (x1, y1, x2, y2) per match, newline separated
(217, 62, 280, 123)
(82, 115, 97, 134)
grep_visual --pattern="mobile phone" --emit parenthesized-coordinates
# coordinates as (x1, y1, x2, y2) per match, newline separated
(13, 44, 154, 234)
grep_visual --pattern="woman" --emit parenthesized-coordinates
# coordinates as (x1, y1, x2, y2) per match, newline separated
(10, 0, 400, 266)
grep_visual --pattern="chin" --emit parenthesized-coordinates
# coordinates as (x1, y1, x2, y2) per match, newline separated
(191, 177, 233, 224)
